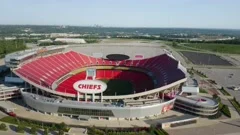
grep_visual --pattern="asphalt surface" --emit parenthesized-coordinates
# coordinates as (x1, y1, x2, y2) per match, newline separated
(197, 68, 240, 102)
(167, 119, 240, 135)
(180, 51, 233, 66)
(65, 42, 166, 59)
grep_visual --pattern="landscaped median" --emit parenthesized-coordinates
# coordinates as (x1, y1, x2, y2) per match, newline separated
(0, 116, 170, 135)
(221, 104, 231, 118)
(188, 68, 207, 78)
(199, 89, 208, 94)
(0, 116, 69, 134)
(213, 94, 231, 118)
(88, 125, 169, 135)
(219, 87, 231, 96)
(229, 97, 240, 114)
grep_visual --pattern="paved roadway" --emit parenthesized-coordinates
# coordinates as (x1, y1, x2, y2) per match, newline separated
(167, 118, 240, 135)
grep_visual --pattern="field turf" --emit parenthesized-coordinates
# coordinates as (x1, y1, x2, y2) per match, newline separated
(101, 79, 134, 96)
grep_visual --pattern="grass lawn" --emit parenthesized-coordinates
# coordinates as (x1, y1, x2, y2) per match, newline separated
(101, 79, 134, 96)
(0, 116, 70, 132)
(171, 45, 200, 51)
(219, 87, 231, 96)
(199, 89, 208, 94)
(229, 98, 240, 114)
(0, 116, 18, 125)
(184, 43, 240, 54)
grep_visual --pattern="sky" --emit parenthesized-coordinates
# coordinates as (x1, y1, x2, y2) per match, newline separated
(0, 0, 240, 29)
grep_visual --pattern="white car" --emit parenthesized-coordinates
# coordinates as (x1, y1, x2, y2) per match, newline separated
(233, 86, 240, 91)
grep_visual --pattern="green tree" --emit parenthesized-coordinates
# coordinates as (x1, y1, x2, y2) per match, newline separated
(0, 39, 27, 56)
(58, 130, 64, 135)
(58, 122, 68, 131)
(44, 128, 49, 135)
(0, 123, 7, 131)
(88, 126, 96, 135)
(149, 125, 155, 135)
(16, 125, 25, 133)
(30, 126, 37, 135)
(50, 124, 57, 131)
(172, 41, 177, 47)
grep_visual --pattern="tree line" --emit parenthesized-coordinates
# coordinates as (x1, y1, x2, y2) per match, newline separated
(0, 39, 27, 58)
(117, 36, 240, 45)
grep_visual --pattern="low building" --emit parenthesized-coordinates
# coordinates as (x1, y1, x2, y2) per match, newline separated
(4, 37, 16, 40)
(55, 38, 86, 44)
(50, 33, 81, 38)
(37, 39, 53, 44)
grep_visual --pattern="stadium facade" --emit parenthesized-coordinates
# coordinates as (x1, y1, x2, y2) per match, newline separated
(4, 45, 218, 120)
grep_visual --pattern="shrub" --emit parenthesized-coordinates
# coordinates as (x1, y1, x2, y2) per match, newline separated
(16, 125, 25, 133)
(0, 123, 7, 131)
(44, 128, 49, 135)
(30, 126, 37, 135)
(88, 126, 105, 135)
(50, 124, 57, 131)
(57, 122, 68, 132)
(221, 105, 231, 118)
(58, 130, 64, 135)
(208, 111, 222, 119)
(233, 97, 240, 107)
(229, 98, 240, 114)
(219, 87, 231, 96)
(200, 89, 208, 93)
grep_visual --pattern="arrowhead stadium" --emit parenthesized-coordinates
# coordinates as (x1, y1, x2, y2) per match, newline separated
(4, 44, 191, 120)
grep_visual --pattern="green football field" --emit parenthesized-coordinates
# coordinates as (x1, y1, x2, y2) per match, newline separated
(100, 79, 134, 96)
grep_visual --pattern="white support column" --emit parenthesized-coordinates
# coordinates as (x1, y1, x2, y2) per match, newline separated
(101, 92, 103, 102)
(92, 94, 95, 102)
(77, 92, 79, 101)
(85, 93, 87, 102)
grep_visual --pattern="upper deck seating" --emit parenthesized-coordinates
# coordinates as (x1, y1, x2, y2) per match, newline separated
(15, 51, 185, 95)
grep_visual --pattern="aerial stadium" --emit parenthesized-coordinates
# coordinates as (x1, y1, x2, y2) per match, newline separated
(4, 44, 218, 120)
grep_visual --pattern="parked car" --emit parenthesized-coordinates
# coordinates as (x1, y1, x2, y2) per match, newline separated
(7, 112, 16, 117)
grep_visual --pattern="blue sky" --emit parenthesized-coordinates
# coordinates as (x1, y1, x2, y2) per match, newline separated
(1, 0, 240, 29)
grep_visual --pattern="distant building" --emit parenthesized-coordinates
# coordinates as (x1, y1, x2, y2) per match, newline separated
(50, 33, 81, 38)
(30, 33, 47, 37)
(4, 37, 16, 40)
(54, 38, 86, 44)
(38, 39, 53, 44)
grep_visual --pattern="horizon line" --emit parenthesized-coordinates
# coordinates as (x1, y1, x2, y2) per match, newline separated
(0, 23, 240, 31)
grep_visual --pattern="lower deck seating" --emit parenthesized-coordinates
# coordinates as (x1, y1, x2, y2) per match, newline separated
(56, 70, 154, 95)
(56, 72, 86, 94)
(15, 51, 186, 95)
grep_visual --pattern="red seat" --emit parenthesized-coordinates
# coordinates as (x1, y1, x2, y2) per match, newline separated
(16, 51, 185, 94)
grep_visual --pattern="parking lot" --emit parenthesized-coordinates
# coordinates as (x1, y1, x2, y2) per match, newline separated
(167, 119, 240, 135)
(197, 68, 240, 101)
(181, 51, 233, 66)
